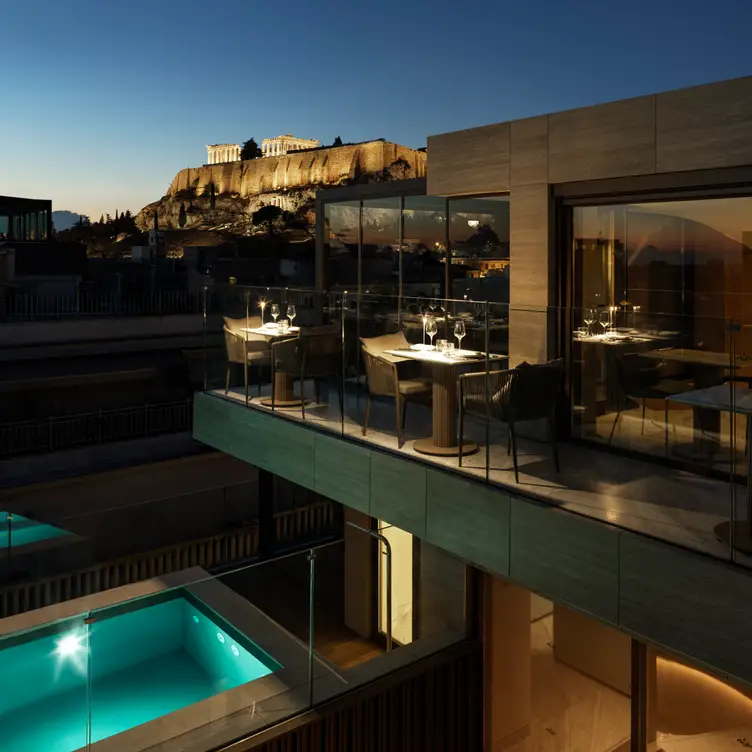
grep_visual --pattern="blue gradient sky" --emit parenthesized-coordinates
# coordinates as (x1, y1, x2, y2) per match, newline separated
(1, 0, 751, 219)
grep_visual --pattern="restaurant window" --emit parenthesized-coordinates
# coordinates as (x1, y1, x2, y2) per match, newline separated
(571, 196, 752, 478)
(325, 200, 359, 289)
(361, 197, 401, 295)
(449, 196, 510, 303)
(403, 195, 446, 298)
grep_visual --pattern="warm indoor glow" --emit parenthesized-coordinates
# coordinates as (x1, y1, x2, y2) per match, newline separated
(658, 657, 752, 736)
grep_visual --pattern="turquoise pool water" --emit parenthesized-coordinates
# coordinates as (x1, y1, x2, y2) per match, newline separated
(0, 512, 70, 550)
(0, 592, 281, 751)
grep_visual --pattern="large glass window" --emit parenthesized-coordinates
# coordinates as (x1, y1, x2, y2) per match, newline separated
(571, 196, 752, 478)
(361, 197, 400, 295)
(322, 193, 510, 302)
(403, 195, 446, 298)
(449, 196, 510, 302)
(324, 200, 359, 289)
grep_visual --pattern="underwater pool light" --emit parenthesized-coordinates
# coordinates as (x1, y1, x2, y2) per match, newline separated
(217, 632, 225, 643)
(193, 615, 199, 624)
(56, 633, 84, 657)
(231, 645, 239, 657)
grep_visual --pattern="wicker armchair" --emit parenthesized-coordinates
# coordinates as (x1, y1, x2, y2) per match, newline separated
(360, 332, 431, 448)
(459, 359, 564, 481)
(271, 322, 343, 419)
(222, 316, 271, 404)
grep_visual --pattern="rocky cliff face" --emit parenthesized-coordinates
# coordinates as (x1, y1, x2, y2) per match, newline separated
(166, 140, 425, 198)
(135, 139, 425, 238)
(135, 195, 251, 232)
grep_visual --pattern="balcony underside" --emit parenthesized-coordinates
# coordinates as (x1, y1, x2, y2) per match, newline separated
(208, 381, 747, 565)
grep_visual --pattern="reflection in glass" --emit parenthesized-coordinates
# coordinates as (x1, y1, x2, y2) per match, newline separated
(361, 197, 401, 295)
(325, 200, 359, 288)
(449, 196, 510, 302)
(403, 195, 447, 298)
(571, 196, 752, 480)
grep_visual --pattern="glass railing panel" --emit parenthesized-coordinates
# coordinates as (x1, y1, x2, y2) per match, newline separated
(0, 611, 92, 751)
(730, 318, 752, 568)
(344, 291, 495, 467)
(205, 285, 345, 433)
(563, 305, 735, 560)
(312, 531, 470, 706)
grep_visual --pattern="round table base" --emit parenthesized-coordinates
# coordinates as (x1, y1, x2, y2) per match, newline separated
(714, 520, 752, 555)
(259, 398, 304, 408)
(413, 438, 479, 457)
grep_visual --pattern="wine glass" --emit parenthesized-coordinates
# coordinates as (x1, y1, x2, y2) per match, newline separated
(426, 318, 438, 348)
(287, 303, 296, 328)
(583, 308, 595, 335)
(454, 319, 466, 351)
(599, 309, 611, 337)
(271, 303, 280, 324)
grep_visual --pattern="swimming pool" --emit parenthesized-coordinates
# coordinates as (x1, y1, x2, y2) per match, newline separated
(0, 511, 70, 550)
(0, 590, 282, 751)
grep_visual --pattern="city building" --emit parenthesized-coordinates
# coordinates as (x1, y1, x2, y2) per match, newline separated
(261, 133, 319, 157)
(0, 194, 52, 241)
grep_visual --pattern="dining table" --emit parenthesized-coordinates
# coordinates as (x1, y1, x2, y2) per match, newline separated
(241, 323, 301, 407)
(384, 345, 508, 456)
(666, 384, 752, 555)
(641, 348, 740, 452)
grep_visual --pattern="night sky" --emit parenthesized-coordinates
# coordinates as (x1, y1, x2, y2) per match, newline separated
(1, 0, 750, 218)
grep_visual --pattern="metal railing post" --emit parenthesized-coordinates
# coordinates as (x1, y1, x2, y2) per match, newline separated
(346, 521, 392, 651)
(308, 547, 316, 706)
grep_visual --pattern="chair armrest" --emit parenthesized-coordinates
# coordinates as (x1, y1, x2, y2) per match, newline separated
(459, 369, 515, 417)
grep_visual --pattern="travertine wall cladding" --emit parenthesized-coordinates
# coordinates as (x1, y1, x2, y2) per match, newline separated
(655, 76, 752, 172)
(427, 75, 752, 195)
(427, 122, 510, 196)
(168, 142, 426, 198)
(425, 75, 752, 369)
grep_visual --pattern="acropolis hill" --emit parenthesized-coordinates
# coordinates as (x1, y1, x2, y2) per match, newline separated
(135, 139, 426, 234)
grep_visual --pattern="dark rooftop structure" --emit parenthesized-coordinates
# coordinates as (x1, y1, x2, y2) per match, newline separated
(0, 195, 52, 242)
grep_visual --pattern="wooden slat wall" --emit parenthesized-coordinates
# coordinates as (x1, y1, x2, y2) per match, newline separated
(241, 642, 483, 752)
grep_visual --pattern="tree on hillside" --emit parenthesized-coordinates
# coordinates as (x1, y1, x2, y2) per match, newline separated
(332, 136, 343, 146)
(240, 138, 262, 160)
(178, 202, 187, 228)
(252, 204, 283, 234)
